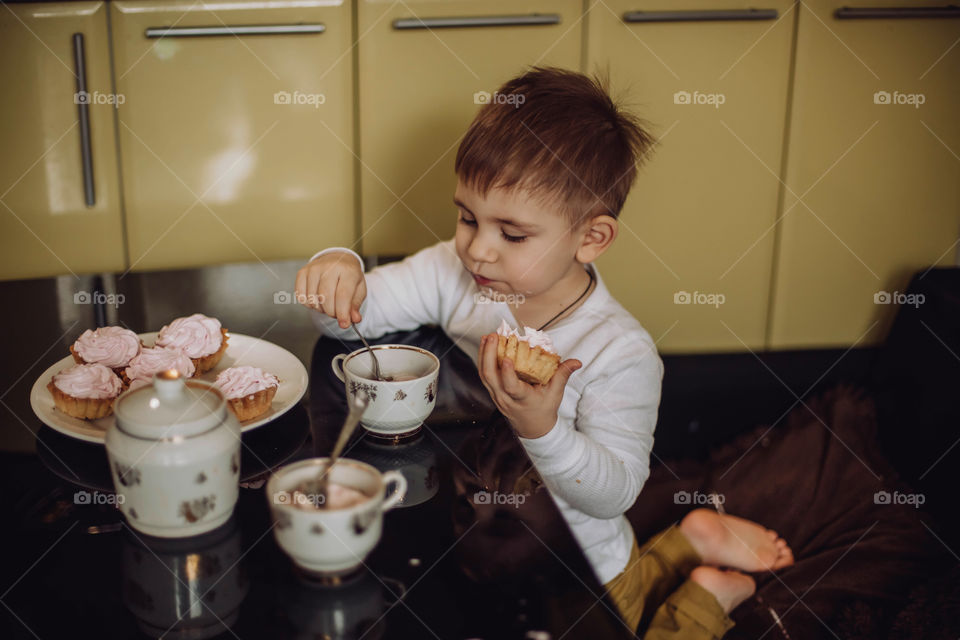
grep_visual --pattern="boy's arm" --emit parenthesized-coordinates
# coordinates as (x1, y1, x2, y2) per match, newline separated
(309, 239, 460, 340)
(518, 346, 663, 519)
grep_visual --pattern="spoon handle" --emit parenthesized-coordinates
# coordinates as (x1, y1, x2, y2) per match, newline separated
(351, 323, 384, 381)
(315, 389, 370, 505)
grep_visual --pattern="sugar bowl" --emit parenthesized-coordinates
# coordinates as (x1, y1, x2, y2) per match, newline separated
(106, 370, 242, 537)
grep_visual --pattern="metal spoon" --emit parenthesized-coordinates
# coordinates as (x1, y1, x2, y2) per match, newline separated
(351, 323, 392, 381)
(309, 389, 371, 508)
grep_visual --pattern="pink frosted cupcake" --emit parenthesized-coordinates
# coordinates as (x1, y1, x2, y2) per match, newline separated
(47, 363, 123, 419)
(156, 313, 228, 375)
(70, 326, 142, 373)
(214, 366, 279, 421)
(124, 346, 196, 390)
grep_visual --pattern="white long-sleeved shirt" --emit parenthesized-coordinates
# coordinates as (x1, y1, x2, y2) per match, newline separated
(308, 239, 664, 584)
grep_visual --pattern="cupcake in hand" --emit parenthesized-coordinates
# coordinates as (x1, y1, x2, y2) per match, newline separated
(495, 320, 561, 386)
(70, 326, 142, 374)
(124, 347, 196, 390)
(156, 313, 228, 375)
(47, 363, 123, 419)
(214, 366, 279, 422)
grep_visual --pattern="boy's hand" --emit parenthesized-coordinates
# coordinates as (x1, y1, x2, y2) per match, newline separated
(295, 252, 367, 329)
(478, 333, 582, 439)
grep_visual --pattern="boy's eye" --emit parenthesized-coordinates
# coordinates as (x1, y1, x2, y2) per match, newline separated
(502, 231, 527, 243)
(458, 215, 477, 227)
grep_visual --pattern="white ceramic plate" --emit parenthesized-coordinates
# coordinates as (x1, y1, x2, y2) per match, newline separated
(30, 332, 309, 444)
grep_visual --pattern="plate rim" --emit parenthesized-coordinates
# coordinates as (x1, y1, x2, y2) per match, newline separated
(30, 332, 308, 445)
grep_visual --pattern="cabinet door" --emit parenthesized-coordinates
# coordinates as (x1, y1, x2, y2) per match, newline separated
(358, 0, 583, 256)
(112, 0, 353, 271)
(0, 1, 124, 280)
(769, 0, 960, 348)
(587, 1, 795, 352)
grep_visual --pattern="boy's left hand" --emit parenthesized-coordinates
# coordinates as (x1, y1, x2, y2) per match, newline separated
(478, 333, 582, 439)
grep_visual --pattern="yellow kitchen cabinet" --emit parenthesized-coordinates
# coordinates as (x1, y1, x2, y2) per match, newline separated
(587, 1, 796, 352)
(0, 1, 125, 280)
(357, 0, 583, 256)
(769, 0, 960, 348)
(112, 0, 353, 271)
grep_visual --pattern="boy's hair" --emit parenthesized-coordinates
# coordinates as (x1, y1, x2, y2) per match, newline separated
(454, 66, 655, 229)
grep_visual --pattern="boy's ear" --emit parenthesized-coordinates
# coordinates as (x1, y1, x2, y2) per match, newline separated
(575, 214, 618, 264)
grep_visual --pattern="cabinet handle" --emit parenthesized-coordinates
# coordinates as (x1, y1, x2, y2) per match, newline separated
(623, 9, 778, 23)
(72, 33, 95, 208)
(392, 14, 561, 30)
(835, 6, 960, 19)
(144, 24, 325, 38)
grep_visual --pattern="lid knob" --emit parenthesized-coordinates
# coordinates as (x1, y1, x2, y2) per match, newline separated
(153, 369, 185, 401)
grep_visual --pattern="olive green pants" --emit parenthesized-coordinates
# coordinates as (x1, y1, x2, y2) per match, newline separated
(604, 525, 735, 639)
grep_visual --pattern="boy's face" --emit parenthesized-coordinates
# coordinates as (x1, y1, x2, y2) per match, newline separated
(453, 180, 584, 298)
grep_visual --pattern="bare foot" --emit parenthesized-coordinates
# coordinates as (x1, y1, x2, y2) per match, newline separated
(680, 509, 795, 572)
(690, 566, 756, 614)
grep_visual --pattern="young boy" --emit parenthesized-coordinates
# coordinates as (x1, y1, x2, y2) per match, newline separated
(296, 67, 792, 637)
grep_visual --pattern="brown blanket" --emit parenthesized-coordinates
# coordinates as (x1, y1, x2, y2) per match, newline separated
(628, 386, 947, 639)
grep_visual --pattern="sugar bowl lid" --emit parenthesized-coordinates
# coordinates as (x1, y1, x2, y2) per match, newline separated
(115, 370, 227, 439)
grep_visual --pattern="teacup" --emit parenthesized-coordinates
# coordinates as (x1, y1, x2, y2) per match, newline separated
(332, 345, 439, 438)
(267, 457, 407, 577)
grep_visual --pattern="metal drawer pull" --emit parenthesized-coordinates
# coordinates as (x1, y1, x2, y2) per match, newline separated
(393, 14, 561, 30)
(623, 9, 778, 23)
(835, 6, 960, 19)
(72, 33, 95, 208)
(144, 24, 325, 38)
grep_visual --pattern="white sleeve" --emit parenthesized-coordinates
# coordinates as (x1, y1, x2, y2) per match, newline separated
(517, 341, 663, 519)
(309, 239, 460, 341)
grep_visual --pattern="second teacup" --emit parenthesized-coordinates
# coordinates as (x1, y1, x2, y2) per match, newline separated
(332, 345, 439, 438)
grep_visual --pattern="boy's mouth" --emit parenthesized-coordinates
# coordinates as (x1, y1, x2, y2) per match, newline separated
(471, 273, 493, 286)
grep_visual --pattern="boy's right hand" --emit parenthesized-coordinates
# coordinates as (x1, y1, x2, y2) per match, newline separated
(295, 252, 367, 329)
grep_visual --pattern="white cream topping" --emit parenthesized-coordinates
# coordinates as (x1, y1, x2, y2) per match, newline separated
(156, 313, 223, 358)
(214, 366, 279, 399)
(496, 319, 556, 354)
(125, 347, 196, 389)
(53, 364, 122, 399)
(73, 326, 141, 368)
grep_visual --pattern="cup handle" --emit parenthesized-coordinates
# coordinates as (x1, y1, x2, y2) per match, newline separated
(331, 354, 347, 383)
(380, 470, 408, 512)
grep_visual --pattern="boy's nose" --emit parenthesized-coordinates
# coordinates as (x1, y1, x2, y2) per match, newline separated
(467, 234, 497, 264)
